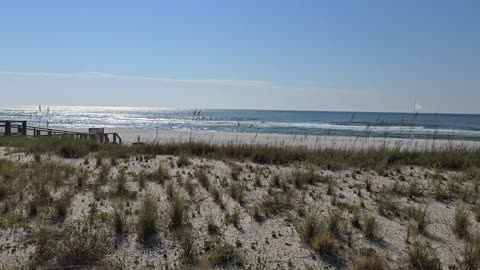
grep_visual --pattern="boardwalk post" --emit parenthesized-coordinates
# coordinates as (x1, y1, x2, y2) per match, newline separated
(5, 121, 11, 136)
(21, 121, 27, 135)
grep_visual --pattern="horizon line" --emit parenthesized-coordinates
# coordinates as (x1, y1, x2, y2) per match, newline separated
(0, 104, 478, 116)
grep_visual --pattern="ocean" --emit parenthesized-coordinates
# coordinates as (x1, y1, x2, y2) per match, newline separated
(1, 105, 480, 141)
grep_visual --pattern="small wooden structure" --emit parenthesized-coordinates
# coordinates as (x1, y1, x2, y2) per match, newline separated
(0, 120, 27, 136)
(0, 120, 122, 144)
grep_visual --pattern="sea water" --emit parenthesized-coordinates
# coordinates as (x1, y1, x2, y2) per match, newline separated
(1, 105, 480, 141)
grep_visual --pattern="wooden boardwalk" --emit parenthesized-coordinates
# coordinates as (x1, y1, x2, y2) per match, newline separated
(0, 120, 122, 144)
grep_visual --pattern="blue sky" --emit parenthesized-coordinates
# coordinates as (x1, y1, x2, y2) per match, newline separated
(0, 0, 478, 113)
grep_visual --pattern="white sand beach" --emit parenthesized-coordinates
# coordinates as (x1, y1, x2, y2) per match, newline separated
(104, 128, 480, 150)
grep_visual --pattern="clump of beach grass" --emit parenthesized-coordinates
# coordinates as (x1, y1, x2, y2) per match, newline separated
(29, 222, 111, 269)
(136, 170, 148, 190)
(76, 167, 88, 189)
(292, 168, 322, 189)
(58, 140, 91, 158)
(56, 223, 111, 268)
(363, 214, 380, 240)
(137, 196, 159, 243)
(166, 182, 175, 199)
(228, 183, 245, 205)
(471, 204, 480, 223)
(176, 152, 192, 168)
(169, 193, 190, 230)
(210, 186, 224, 208)
(453, 206, 471, 238)
(326, 209, 344, 238)
(180, 232, 197, 265)
(184, 177, 196, 198)
(405, 206, 429, 234)
(270, 174, 282, 188)
(230, 163, 243, 181)
(97, 164, 111, 184)
(407, 239, 441, 270)
(312, 229, 337, 258)
(112, 203, 127, 235)
(350, 206, 362, 229)
(299, 212, 338, 259)
(150, 164, 170, 184)
(54, 191, 72, 219)
(352, 250, 388, 270)
(376, 193, 399, 217)
(225, 207, 241, 228)
(115, 169, 128, 196)
(458, 234, 480, 269)
(206, 215, 221, 235)
(208, 241, 245, 267)
(258, 189, 295, 218)
(195, 167, 210, 191)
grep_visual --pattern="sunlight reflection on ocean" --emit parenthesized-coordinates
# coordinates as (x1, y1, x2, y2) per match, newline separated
(1, 105, 480, 141)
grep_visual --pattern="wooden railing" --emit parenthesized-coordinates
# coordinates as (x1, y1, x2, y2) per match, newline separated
(0, 120, 122, 144)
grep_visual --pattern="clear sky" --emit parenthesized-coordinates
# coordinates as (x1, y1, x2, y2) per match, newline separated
(0, 1, 479, 113)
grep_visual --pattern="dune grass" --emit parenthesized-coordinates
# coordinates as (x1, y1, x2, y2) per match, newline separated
(352, 251, 387, 270)
(407, 239, 441, 270)
(208, 241, 246, 267)
(29, 222, 112, 268)
(363, 214, 380, 240)
(1, 136, 480, 171)
(452, 206, 471, 238)
(1, 136, 480, 269)
(137, 196, 159, 243)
